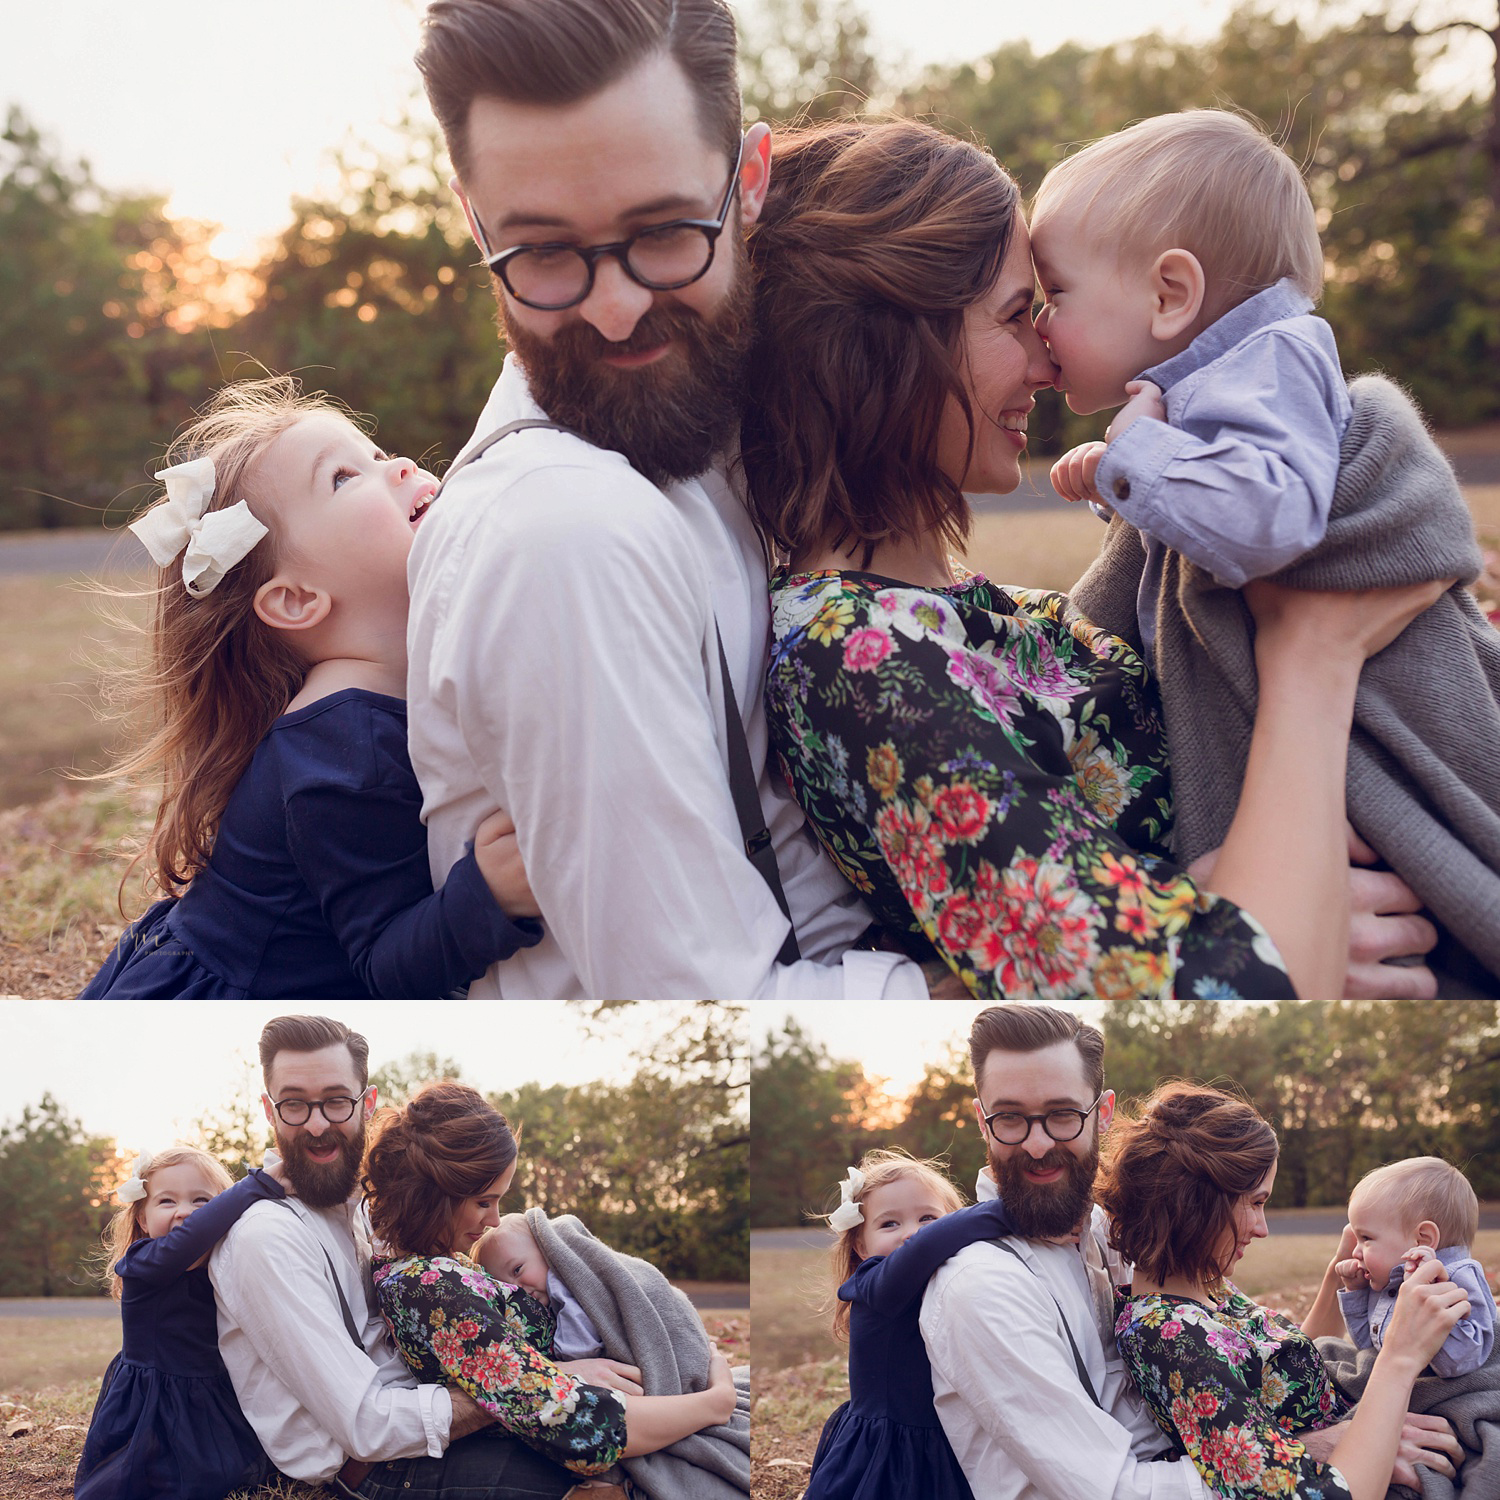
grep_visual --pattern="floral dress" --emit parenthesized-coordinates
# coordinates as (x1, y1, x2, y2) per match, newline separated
(373, 1252, 627, 1476)
(767, 569, 1294, 999)
(1115, 1289, 1353, 1500)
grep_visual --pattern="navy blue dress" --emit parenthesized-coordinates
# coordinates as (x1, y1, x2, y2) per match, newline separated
(80, 689, 541, 998)
(75, 1169, 285, 1500)
(806, 1199, 1015, 1500)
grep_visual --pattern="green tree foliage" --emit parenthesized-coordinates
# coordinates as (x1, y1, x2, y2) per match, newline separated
(740, 0, 882, 123)
(0, 1093, 118, 1296)
(752, 1001, 1500, 1229)
(496, 1070, 746, 1282)
(749, 1018, 872, 1227)
(231, 118, 503, 470)
(371, 1050, 465, 1108)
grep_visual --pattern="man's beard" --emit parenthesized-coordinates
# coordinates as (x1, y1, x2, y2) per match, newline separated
(500, 251, 753, 489)
(276, 1120, 365, 1209)
(991, 1130, 1100, 1240)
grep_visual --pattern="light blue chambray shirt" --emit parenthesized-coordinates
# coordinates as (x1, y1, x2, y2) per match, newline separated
(1093, 278, 1353, 656)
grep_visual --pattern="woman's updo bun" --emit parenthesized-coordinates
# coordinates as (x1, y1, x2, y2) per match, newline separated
(1095, 1081, 1277, 1288)
(364, 1080, 518, 1258)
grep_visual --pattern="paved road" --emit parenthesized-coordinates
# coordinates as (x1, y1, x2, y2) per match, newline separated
(0, 1284, 747, 1317)
(754, 1206, 1500, 1251)
(4, 442, 1492, 575)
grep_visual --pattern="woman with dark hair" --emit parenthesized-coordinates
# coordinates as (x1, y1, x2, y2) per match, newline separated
(363, 1081, 737, 1489)
(743, 118, 1444, 1001)
(1094, 1083, 1467, 1499)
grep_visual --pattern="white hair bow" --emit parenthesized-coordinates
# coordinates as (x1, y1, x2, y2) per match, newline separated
(129, 456, 268, 597)
(116, 1150, 154, 1204)
(828, 1165, 866, 1233)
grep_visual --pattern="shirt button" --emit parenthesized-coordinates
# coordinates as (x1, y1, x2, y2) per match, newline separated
(1113, 475, 1131, 502)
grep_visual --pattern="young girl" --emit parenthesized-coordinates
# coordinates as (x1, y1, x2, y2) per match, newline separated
(75, 1146, 286, 1500)
(80, 376, 541, 998)
(805, 1151, 1014, 1500)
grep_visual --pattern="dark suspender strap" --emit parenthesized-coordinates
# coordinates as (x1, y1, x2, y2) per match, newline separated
(438, 416, 801, 965)
(274, 1200, 364, 1352)
(716, 625, 800, 964)
(434, 417, 565, 495)
(993, 1239, 1104, 1409)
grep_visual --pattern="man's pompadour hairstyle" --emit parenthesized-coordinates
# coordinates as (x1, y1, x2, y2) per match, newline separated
(416, 0, 743, 181)
(258, 1014, 370, 1090)
(968, 1004, 1105, 1100)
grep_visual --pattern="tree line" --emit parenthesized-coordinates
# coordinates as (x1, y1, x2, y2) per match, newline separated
(750, 999, 1500, 1228)
(2, 1, 1497, 529)
(0, 1006, 748, 1297)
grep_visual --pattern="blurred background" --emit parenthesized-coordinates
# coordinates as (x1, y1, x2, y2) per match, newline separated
(749, 998, 1500, 1498)
(1, 0, 1498, 989)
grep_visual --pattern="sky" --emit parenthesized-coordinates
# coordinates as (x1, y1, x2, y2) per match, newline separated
(0, 999, 714, 1153)
(759, 999, 1109, 1100)
(7, 1, 1486, 263)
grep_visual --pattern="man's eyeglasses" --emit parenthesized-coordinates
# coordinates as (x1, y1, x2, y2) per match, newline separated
(980, 1092, 1106, 1145)
(469, 139, 745, 311)
(268, 1094, 364, 1126)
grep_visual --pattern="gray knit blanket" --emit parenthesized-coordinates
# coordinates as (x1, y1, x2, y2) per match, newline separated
(1071, 374, 1500, 979)
(525, 1209, 750, 1499)
(1315, 1333, 1500, 1499)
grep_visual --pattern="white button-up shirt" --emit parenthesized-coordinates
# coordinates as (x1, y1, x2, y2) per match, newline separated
(210, 1194, 449, 1482)
(920, 1182, 1208, 1500)
(406, 355, 926, 998)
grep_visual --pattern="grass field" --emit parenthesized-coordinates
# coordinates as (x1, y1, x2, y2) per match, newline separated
(0, 1306, 747, 1499)
(750, 1227, 1500, 1500)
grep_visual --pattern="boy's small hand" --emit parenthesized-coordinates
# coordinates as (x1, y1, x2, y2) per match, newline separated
(1403, 1245, 1441, 1277)
(1050, 442, 1107, 504)
(1105, 380, 1166, 443)
(474, 809, 541, 919)
(1335, 1256, 1367, 1291)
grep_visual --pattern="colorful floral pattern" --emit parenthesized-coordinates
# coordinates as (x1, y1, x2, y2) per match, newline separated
(767, 570, 1293, 999)
(373, 1252, 626, 1476)
(1115, 1289, 1353, 1500)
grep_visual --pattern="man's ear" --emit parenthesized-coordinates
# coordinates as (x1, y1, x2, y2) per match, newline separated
(1413, 1218, 1442, 1250)
(363, 1084, 378, 1121)
(737, 122, 772, 228)
(1149, 248, 1206, 342)
(255, 575, 331, 634)
(972, 1096, 988, 1136)
(1097, 1089, 1116, 1135)
(261, 1092, 276, 1128)
(452, 177, 484, 251)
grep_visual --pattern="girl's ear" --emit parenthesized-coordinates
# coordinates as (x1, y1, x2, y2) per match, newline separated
(1149, 248, 1206, 343)
(255, 574, 331, 634)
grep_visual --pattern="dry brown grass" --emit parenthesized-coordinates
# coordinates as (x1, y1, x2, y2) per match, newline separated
(0, 1308, 748, 1498)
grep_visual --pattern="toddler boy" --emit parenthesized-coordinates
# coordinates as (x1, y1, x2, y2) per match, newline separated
(478, 1212, 606, 1359)
(1031, 108, 1349, 658)
(1336, 1157, 1495, 1378)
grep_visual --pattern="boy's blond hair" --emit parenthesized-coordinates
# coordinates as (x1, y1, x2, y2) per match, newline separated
(1350, 1156, 1479, 1249)
(1031, 110, 1323, 317)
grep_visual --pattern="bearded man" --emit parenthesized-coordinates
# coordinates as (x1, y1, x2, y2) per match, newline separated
(920, 1005, 1461, 1499)
(404, 0, 927, 998)
(210, 1014, 627, 1499)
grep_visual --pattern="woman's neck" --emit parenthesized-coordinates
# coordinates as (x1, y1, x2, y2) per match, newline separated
(1134, 1268, 1221, 1306)
(794, 530, 958, 590)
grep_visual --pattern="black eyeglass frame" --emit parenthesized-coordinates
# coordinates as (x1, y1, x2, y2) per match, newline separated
(267, 1092, 368, 1126)
(468, 138, 746, 311)
(980, 1091, 1107, 1145)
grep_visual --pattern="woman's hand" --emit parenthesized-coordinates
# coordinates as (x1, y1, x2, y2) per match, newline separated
(1104, 380, 1166, 442)
(557, 1358, 644, 1396)
(473, 809, 541, 919)
(1380, 1256, 1470, 1374)
(1245, 576, 1452, 673)
(702, 1342, 738, 1427)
